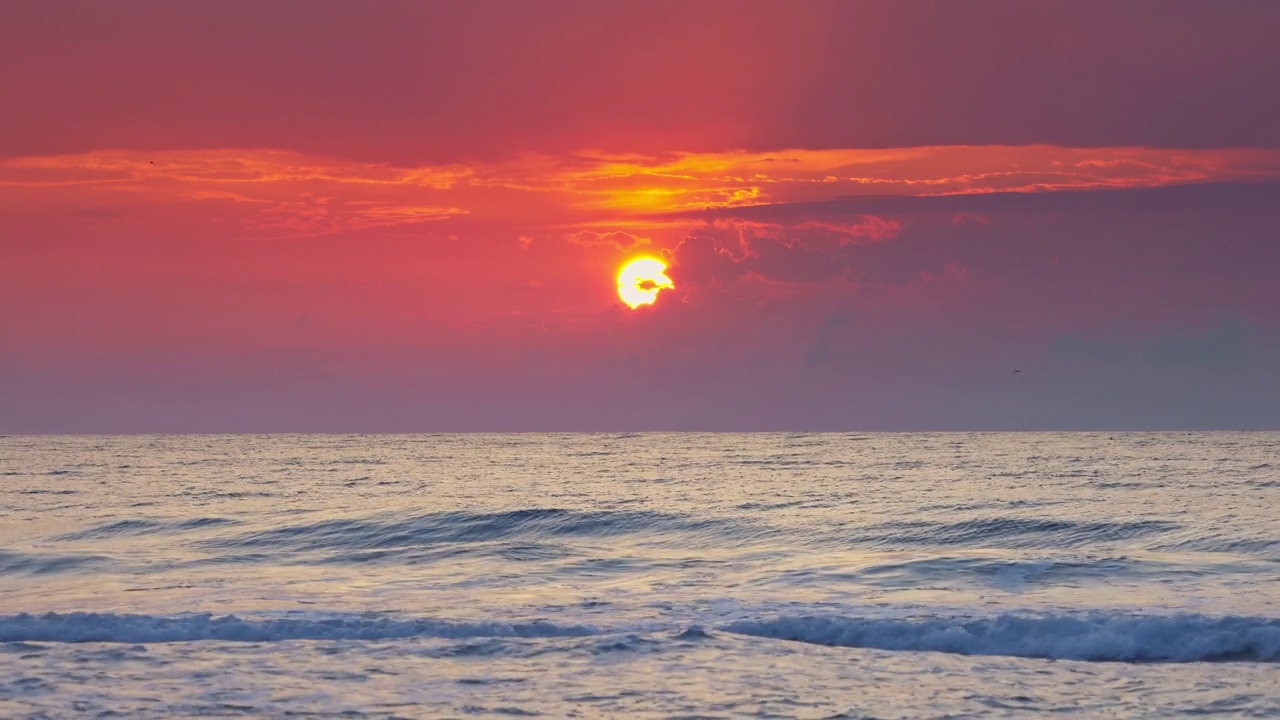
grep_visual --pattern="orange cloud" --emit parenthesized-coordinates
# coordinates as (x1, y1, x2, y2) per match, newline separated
(3, 145, 1278, 243)
(565, 230, 651, 250)
(0, 149, 471, 240)
(541, 146, 1280, 214)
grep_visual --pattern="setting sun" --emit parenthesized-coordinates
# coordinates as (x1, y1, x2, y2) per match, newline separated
(617, 257, 674, 308)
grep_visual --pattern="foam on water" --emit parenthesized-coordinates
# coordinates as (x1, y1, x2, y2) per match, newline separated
(723, 612, 1280, 663)
(0, 612, 596, 644)
(6, 609, 1279, 664)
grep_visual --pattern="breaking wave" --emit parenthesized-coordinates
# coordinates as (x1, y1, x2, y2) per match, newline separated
(722, 612, 1280, 663)
(8, 610, 1280, 663)
(0, 612, 596, 644)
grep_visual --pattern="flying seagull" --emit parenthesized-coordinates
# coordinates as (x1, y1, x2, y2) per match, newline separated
(1012, 369, 1021, 375)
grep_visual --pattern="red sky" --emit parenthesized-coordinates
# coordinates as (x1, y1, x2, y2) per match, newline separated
(3, 1, 1279, 431)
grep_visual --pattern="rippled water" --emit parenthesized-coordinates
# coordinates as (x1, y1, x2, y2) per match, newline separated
(1, 433, 1278, 717)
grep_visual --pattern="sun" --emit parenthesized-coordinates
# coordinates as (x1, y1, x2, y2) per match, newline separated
(617, 257, 674, 308)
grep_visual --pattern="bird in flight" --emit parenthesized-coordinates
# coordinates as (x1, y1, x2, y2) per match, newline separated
(1012, 369, 1021, 375)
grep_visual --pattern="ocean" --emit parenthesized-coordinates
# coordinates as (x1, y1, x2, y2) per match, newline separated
(1, 432, 1277, 718)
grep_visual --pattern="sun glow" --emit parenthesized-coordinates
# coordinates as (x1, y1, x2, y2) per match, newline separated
(617, 257, 674, 308)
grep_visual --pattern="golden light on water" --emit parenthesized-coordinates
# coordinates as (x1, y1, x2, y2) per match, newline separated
(617, 257, 674, 308)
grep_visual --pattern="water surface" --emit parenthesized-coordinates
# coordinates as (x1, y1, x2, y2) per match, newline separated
(2, 433, 1278, 717)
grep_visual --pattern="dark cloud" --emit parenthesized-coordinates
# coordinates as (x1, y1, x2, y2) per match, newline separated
(1057, 318, 1257, 370)
(1148, 320, 1252, 369)
(665, 182, 1280, 312)
(665, 216, 920, 292)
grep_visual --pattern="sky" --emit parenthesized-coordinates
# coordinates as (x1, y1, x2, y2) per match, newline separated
(2, 0, 1279, 432)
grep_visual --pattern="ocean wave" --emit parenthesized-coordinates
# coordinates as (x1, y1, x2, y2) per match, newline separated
(776, 555, 1146, 592)
(54, 517, 240, 541)
(0, 613, 595, 644)
(722, 612, 1280, 663)
(851, 517, 1180, 549)
(7, 608, 1280, 662)
(0, 550, 109, 575)
(1155, 534, 1280, 558)
(207, 508, 769, 553)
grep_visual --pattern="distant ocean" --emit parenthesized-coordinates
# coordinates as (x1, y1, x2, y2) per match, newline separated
(2, 433, 1278, 718)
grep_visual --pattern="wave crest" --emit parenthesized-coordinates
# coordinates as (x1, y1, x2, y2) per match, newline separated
(0, 612, 595, 644)
(209, 508, 762, 553)
(722, 612, 1280, 662)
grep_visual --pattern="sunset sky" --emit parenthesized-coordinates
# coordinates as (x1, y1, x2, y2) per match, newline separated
(3, 0, 1279, 432)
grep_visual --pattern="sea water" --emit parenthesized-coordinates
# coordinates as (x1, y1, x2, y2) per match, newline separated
(1, 433, 1277, 718)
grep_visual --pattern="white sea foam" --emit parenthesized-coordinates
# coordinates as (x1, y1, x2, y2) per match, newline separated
(0, 612, 596, 644)
(9, 610, 1279, 664)
(722, 612, 1280, 662)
